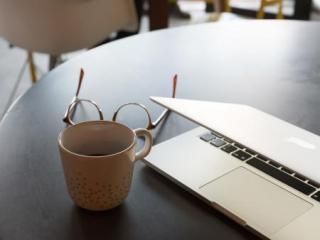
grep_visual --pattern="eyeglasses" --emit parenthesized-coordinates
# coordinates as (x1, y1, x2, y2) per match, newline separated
(63, 68, 177, 130)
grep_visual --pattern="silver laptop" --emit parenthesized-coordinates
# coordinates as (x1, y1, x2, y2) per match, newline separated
(144, 97, 320, 240)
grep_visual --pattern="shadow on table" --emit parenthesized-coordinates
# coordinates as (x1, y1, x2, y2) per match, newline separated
(70, 204, 132, 240)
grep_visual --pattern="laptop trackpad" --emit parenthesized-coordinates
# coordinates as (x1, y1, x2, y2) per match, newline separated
(199, 167, 312, 235)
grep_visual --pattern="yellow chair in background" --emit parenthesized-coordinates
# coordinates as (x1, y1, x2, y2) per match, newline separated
(222, 0, 284, 19)
(257, 0, 284, 19)
(225, 0, 283, 19)
(171, 1, 283, 20)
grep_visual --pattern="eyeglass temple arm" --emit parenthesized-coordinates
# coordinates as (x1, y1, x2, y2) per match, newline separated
(151, 74, 178, 128)
(172, 74, 177, 98)
(151, 108, 169, 127)
(62, 68, 84, 123)
(76, 68, 84, 97)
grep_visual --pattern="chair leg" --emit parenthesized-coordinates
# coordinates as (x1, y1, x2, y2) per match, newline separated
(49, 55, 59, 70)
(257, 0, 283, 19)
(276, 0, 284, 19)
(224, 0, 231, 12)
(27, 51, 37, 84)
(257, 0, 265, 19)
(213, 0, 230, 13)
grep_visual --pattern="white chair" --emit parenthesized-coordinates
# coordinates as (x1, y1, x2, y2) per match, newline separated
(0, 0, 138, 83)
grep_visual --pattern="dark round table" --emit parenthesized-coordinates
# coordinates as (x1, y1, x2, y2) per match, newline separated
(1, 21, 320, 240)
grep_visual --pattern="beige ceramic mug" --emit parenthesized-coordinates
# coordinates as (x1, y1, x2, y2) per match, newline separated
(58, 120, 153, 211)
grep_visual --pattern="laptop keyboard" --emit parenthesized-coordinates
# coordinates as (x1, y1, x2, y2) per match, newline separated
(247, 158, 315, 195)
(200, 131, 320, 202)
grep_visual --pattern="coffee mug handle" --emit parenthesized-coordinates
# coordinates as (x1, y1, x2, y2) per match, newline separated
(133, 128, 153, 162)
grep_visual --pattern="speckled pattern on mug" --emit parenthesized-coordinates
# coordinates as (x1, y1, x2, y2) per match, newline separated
(65, 171, 133, 210)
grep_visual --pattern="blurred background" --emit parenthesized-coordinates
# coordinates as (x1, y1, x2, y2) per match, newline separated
(0, 0, 319, 119)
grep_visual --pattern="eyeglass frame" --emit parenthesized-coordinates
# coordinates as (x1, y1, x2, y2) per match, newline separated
(62, 68, 177, 130)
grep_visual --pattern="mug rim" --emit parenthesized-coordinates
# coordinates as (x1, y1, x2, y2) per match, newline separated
(58, 120, 136, 158)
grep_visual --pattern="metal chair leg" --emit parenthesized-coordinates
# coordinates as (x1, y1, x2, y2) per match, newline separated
(27, 51, 37, 84)
(49, 55, 59, 70)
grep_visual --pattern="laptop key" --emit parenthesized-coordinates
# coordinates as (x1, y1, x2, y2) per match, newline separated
(244, 148, 256, 156)
(268, 161, 281, 168)
(211, 131, 222, 138)
(294, 173, 307, 182)
(200, 133, 215, 142)
(221, 144, 237, 153)
(311, 191, 320, 202)
(247, 158, 316, 195)
(281, 167, 294, 175)
(223, 137, 232, 143)
(233, 143, 245, 149)
(308, 180, 320, 189)
(232, 150, 251, 161)
(210, 138, 226, 147)
(257, 154, 269, 162)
